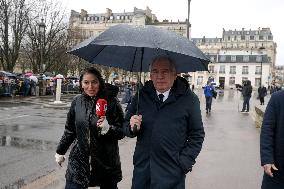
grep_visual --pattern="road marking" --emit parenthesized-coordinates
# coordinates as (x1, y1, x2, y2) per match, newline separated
(0, 115, 30, 121)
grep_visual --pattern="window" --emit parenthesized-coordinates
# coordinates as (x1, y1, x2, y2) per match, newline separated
(101, 16, 105, 21)
(231, 55, 236, 62)
(110, 16, 113, 20)
(219, 65, 225, 74)
(116, 15, 120, 19)
(259, 35, 264, 40)
(241, 35, 245, 40)
(219, 55, 226, 62)
(250, 36, 254, 40)
(229, 77, 235, 85)
(209, 65, 215, 73)
(197, 76, 203, 85)
(268, 35, 272, 40)
(242, 66, 249, 74)
(255, 66, 262, 74)
(243, 55, 249, 62)
(210, 56, 215, 62)
(255, 78, 261, 87)
(230, 66, 236, 74)
(227, 36, 230, 41)
(256, 55, 262, 62)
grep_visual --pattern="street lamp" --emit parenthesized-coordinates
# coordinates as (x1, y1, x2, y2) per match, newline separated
(259, 46, 265, 86)
(38, 18, 46, 74)
(187, 0, 191, 39)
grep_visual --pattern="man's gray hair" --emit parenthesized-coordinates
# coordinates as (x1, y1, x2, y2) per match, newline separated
(149, 55, 177, 73)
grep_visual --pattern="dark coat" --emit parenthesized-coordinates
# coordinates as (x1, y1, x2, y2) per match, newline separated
(56, 84, 125, 188)
(124, 77, 205, 189)
(258, 86, 267, 98)
(260, 90, 284, 185)
(241, 80, 252, 97)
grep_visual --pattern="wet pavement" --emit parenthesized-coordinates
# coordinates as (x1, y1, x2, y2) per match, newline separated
(0, 90, 270, 189)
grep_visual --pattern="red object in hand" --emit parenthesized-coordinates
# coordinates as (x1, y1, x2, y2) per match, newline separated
(96, 99, 107, 117)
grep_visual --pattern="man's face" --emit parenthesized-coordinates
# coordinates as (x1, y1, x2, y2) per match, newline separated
(150, 59, 177, 93)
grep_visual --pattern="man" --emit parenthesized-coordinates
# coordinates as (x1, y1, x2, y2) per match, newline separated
(260, 90, 284, 189)
(123, 56, 205, 189)
(258, 85, 267, 105)
(203, 81, 215, 114)
(240, 80, 252, 112)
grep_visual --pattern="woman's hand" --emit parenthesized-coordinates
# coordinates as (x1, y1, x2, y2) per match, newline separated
(55, 153, 65, 167)
(97, 116, 110, 135)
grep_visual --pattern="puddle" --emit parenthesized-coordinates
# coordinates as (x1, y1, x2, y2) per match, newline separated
(0, 135, 58, 151)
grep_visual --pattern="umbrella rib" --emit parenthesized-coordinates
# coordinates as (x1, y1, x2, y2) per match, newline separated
(92, 45, 107, 62)
(131, 47, 138, 71)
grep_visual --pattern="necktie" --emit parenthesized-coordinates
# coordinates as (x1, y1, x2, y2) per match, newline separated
(158, 94, 164, 103)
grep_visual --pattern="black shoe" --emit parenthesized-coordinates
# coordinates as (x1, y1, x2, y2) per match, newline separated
(206, 110, 208, 114)
(246, 110, 249, 113)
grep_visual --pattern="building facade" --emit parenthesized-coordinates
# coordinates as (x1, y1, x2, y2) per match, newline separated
(191, 28, 277, 89)
(68, 7, 188, 46)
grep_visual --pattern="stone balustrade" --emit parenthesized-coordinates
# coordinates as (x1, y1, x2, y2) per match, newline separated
(254, 105, 267, 128)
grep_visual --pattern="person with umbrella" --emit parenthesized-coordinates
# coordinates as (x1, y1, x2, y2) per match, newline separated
(123, 55, 205, 189)
(55, 67, 125, 189)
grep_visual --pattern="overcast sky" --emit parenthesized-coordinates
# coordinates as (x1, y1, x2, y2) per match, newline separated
(61, 0, 284, 65)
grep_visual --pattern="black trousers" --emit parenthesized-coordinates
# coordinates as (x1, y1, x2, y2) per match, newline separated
(242, 96, 251, 111)
(205, 96, 212, 111)
(260, 97, 265, 104)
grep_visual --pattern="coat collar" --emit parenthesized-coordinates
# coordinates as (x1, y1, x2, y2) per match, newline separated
(143, 76, 189, 104)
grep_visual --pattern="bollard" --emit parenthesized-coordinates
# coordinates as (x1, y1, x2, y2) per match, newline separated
(54, 79, 62, 103)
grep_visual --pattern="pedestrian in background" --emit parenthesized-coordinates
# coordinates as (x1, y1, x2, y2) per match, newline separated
(260, 90, 284, 188)
(55, 67, 125, 189)
(203, 81, 215, 114)
(124, 55, 204, 189)
(258, 85, 267, 105)
(239, 80, 252, 113)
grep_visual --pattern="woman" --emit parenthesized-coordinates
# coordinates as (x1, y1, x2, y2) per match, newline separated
(55, 67, 125, 189)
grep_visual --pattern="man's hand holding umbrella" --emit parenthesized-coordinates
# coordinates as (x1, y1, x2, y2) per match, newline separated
(130, 115, 142, 132)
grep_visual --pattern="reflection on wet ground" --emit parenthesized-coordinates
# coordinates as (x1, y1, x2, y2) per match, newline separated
(0, 101, 34, 108)
(0, 135, 58, 151)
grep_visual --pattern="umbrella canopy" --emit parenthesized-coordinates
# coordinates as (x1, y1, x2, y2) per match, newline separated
(29, 75, 38, 83)
(24, 72, 33, 77)
(68, 24, 210, 73)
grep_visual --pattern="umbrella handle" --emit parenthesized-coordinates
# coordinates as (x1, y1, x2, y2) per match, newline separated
(132, 124, 139, 134)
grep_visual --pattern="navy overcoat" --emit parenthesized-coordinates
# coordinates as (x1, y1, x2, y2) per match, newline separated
(124, 77, 205, 189)
(260, 90, 284, 186)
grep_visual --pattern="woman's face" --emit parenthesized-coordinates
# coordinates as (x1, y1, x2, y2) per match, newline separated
(81, 73, 100, 97)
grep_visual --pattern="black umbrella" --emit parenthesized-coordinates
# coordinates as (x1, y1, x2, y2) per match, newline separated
(68, 24, 209, 130)
(68, 24, 210, 73)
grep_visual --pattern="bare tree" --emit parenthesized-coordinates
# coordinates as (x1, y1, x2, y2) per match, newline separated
(0, 0, 30, 72)
(23, 0, 69, 74)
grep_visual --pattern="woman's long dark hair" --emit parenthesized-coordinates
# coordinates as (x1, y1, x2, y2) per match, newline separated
(79, 67, 105, 95)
